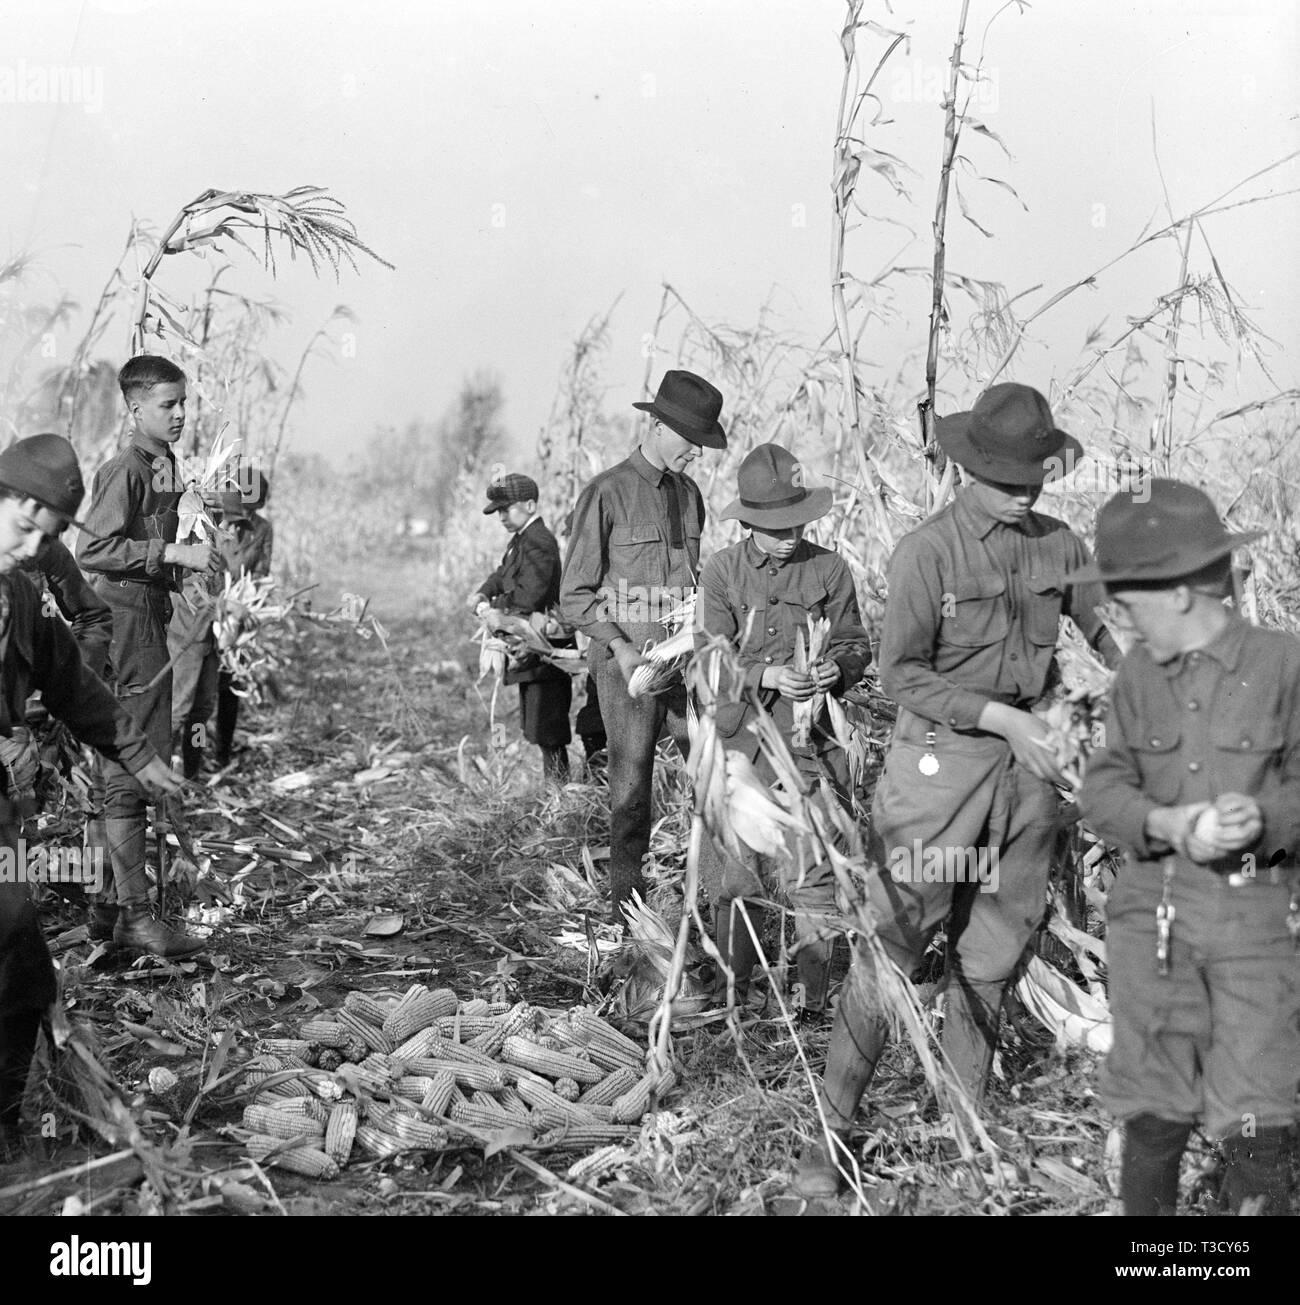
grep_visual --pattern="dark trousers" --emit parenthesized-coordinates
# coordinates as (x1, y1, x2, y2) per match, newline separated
(820, 710, 1058, 1123)
(0, 820, 55, 1141)
(517, 672, 572, 748)
(216, 670, 241, 759)
(575, 674, 606, 754)
(591, 647, 689, 923)
(99, 583, 173, 910)
(169, 603, 218, 775)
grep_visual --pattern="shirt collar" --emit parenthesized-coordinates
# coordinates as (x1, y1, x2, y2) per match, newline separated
(743, 534, 807, 569)
(630, 446, 666, 487)
(132, 434, 175, 462)
(953, 489, 1001, 540)
(516, 512, 540, 536)
(1160, 613, 1249, 677)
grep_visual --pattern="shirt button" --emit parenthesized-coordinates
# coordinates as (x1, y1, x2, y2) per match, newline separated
(1188, 761, 1201, 773)
(1150, 738, 1162, 747)
(768, 568, 778, 577)
(1240, 739, 1252, 749)
(1008, 652, 1019, 661)
(1010, 565, 1018, 575)
(1187, 700, 1199, 711)
(764, 655, 773, 664)
(767, 626, 776, 635)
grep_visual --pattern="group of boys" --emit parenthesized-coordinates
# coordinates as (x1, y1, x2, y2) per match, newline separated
(481, 368, 1297, 1215)
(0, 355, 272, 1156)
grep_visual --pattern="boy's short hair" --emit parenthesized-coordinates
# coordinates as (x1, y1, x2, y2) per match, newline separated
(1106, 555, 1233, 599)
(118, 355, 186, 401)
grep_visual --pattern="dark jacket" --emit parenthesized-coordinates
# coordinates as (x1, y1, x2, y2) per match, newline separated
(478, 516, 566, 685)
(22, 538, 113, 676)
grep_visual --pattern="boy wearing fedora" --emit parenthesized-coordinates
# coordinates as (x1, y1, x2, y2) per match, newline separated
(470, 472, 573, 782)
(561, 370, 727, 922)
(77, 355, 215, 958)
(695, 443, 870, 1016)
(1077, 481, 1297, 1216)
(0, 434, 182, 1156)
(796, 382, 1121, 1196)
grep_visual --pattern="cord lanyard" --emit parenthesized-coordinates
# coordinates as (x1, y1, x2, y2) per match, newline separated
(1155, 859, 1176, 977)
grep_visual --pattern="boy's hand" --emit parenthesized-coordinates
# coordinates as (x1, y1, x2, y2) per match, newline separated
(165, 542, 214, 573)
(811, 660, 841, 693)
(980, 704, 1067, 786)
(1145, 802, 1215, 861)
(134, 756, 183, 798)
(1203, 793, 1263, 852)
(611, 640, 647, 687)
(764, 666, 815, 700)
(466, 590, 489, 615)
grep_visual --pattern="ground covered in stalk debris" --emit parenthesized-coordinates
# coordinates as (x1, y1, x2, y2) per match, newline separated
(2, 549, 1235, 1217)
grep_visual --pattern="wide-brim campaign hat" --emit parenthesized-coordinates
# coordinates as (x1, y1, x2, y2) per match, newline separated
(721, 443, 832, 529)
(482, 472, 540, 515)
(936, 382, 1083, 486)
(1067, 479, 1264, 586)
(0, 433, 96, 533)
(633, 370, 728, 449)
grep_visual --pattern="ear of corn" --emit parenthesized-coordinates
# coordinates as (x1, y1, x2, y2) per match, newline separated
(424, 1035, 503, 1070)
(370, 1101, 451, 1149)
(449, 1100, 532, 1135)
(392, 1028, 442, 1061)
(354, 1124, 404, 1159)
(256, 1037, 313, 1059)
(459, 998, 491, 1017)
(263, 1095, 330, 1124)
(344, 991, 394, 1026)
(419, 1072, 457, 1117)
(392, 1075, 436, 1102)
(337, 1009, 393, 1054)
(534, 1124, 638, 1150)
(246, 1136, 339, 1179)
(324, 1102, 358, 1165)
(501, 1036, 604, 1085)
(342, 1036, 369, 1063)
(316, 1049, 343, 1072)
(501, 1002, 538, 1039)
(468, 1024, 507, 1057)
(577, 1065, 640, 1108)
(610, 1068, 676, 1125)
(401, 1057, 506, 1092)
(242, 1103, 326, 1141)
(434, 1016, 502, 1043)
(553, 1077, 580, 1102)
(514, 1075, 600, 1124)
(381, 989, 458, 1043)
(571, 1009, 645, 1060)
(566, 1144, 632, 1184)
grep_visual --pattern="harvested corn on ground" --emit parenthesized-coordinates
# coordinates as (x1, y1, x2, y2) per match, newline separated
(234, 987, 677, 1179)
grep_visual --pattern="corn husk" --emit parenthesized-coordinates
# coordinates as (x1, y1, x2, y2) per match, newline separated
(791, 617, 831, 748)
(627, 628, 694, 699)
(1014, 955, 1112, 1053)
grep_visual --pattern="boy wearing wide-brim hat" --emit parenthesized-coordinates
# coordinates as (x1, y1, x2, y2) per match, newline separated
(470, 472, 573, 782)
(796, 382, 1122, 1196)
(561, 370, 727, 921)
(0, 434, 182, 1156)
(1076, 481, 1296, 1216)
(695, 444, 870, 1015)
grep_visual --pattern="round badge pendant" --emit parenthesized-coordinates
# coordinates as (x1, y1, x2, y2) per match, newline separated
(918, 753, 940, 776)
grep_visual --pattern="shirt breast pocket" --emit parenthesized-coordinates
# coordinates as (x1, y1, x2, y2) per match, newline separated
(609, 521, 663, 582)
(942, 572, 1008, 647)
(1131, 728, 1183, 804)
(1024, 572, 1065, 646)
(1209, 720, 1285, 792)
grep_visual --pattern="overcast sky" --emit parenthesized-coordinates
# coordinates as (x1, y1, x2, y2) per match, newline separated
(4, 0, 1297, 466)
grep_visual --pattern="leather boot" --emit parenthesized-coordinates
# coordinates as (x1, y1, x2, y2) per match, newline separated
(1221, 1127, 1293, 1215)
(941, 974, 1005, 1103)
(710, 899, 761, 1007)
(104, 816, 151, 910)
(793, 1126, 850, 1199)
(113, 905, 205, 958)
(87, 902, 118, 942)
(1121, 1114, 1191, 1215)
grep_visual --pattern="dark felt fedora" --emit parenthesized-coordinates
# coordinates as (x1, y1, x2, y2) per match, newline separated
(633, 370, 727, 449)
(721, 443, 832, 529)
(936, 383, 1083, 486)
(1067, 479, 1263, 585)
(0, 433, 90, 529)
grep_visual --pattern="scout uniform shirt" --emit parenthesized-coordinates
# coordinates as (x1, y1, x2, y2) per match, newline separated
(696, 535, 870, 755)
(560, 447, 704, 652)
(76, 436, 182, 590)
(222, 513, 274, 581)
(879, 489, 1119, 726)
(1080, 617, 1300, 876)
(23, 537, 113, 675)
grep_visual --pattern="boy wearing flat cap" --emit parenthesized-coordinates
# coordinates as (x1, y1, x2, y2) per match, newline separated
(1077, 481, 1297, 1216)
(561, 370, 727, 922)
(0, 434, 182, 1155)
(797, 382, 1122, 1196)
(470, 472, 573, 782)
(695, 443, 870, 1016)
